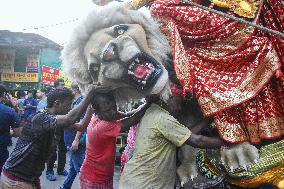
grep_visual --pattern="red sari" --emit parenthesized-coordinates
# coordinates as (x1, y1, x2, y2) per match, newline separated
(151, 0, 284, 143)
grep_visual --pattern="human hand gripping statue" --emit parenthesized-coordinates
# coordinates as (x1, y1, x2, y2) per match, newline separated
(56, 85, 111, 128)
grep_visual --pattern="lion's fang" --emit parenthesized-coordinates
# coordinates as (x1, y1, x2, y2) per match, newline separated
(128, 70, 134, 75)
(129, 62, 135, 69)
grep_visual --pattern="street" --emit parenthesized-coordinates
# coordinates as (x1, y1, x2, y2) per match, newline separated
(8, 138, 120, 189)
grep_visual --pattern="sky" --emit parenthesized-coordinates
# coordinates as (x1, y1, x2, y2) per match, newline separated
(0, 0, 101, 45)
(0, 0, 150, 46)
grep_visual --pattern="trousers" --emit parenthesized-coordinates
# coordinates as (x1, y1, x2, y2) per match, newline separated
(46, 129, 67, 173)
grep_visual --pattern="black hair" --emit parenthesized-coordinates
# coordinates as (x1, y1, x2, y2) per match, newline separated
(40, 86, 52, 95)
(54, 78, 65, 88)
(47, 88, 74, 108)
(91, 92, 116, 111)
(71, 82, 80, 93)
(0, 84, 7, 97)
(17, 91, 26, 98)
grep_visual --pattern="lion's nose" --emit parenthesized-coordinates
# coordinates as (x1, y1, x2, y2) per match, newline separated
(102, 42, 117, 62)
(116, 37, 141, 63)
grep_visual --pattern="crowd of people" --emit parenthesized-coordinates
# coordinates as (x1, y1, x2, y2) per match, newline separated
(0, 78, 229, 189)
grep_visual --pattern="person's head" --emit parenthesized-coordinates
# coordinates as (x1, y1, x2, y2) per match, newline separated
(17, 91, 26, 99)
(36, 87, 52, 99)
(27, 91, 34, 99)
(54, 78, 65, 89)
(47, 88, 75, 115)
(91, 92, 117, 121)
(166, 83, 184, 118)
(70, 81, 81, 96)
(0, 84, 8, 102)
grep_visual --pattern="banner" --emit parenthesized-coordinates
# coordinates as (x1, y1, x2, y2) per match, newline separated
(59, 72, 72, 88)
(0, 49, 15, 72)
(26, 54, 39, 72)
(41, 65, 60, 85)
(1, 72, 38, 82)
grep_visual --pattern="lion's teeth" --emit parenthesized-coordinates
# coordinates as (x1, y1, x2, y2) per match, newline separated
(145, 73, 150, 80)
(129, 62, 135, 69)
(135, 58, 139, 63)
(128, 70, 134, 75)
(141, 81, 146, 85)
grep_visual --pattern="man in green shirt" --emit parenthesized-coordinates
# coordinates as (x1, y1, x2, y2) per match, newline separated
(120, 83, 223, 189)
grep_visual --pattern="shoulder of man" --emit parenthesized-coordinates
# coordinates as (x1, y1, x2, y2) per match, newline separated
(29, 111, 54, 125)
(1, 103, 17, 114)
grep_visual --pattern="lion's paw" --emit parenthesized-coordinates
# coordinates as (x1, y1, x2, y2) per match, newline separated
(220, 142, 259, 171)
(177, 164, 198, 186)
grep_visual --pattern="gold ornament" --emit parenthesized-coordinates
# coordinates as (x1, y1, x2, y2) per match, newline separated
(210, 0, 260, 18)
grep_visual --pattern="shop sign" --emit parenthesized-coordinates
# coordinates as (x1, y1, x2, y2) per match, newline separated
(41, 66, 60, 85)
(1, 72, 38, 82)
(0, 49, 15, 72)
(26, 54, 39, 72)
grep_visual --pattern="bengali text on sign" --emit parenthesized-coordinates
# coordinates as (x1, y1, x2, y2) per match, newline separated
(1, 72, 38, 82)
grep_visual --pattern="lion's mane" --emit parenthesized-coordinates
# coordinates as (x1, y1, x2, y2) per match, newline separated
(62, 3, 171, 104)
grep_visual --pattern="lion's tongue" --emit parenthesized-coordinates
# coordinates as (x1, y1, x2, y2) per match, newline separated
(133, 64, 150, 79)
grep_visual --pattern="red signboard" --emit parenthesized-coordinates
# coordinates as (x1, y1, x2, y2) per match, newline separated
(41, 66, 60, 85)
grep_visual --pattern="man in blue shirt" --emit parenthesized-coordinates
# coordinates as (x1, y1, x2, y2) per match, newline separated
(0, 84, 21, 176)
(23, 91, 37, 122)
(60, 82, 86, 189)
(36, 87, 52, 113)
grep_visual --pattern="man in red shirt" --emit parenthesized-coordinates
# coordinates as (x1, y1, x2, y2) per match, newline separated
(73, 92, 151, 189)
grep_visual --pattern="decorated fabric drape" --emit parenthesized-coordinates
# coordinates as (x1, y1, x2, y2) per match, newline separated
(151, 0, 284, 143)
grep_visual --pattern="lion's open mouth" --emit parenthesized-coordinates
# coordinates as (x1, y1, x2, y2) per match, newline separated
(124, 53, 162, 91)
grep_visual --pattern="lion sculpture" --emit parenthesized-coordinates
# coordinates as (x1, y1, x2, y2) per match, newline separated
(62, 2, 284, 188)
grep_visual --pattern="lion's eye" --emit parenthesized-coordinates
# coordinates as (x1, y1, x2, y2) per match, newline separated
(117, 29, 125, 35)
(113, 24, 128, 37)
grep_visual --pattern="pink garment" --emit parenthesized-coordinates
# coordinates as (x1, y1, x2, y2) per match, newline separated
(80, 176, 113, 189)
(120, 124, 139, 173)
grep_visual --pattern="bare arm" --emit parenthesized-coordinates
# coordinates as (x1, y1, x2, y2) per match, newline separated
(190, 117, 213, 134)
(56, 86, 108, 128)
(71, 131, 83, 151)
(74, 131, 83, 141)
(119, 102, 150, 133)
(70, 105, 94, 132)
(122, 102, 145, 117)
(119, 95, 159, 133)
(185, 133, 224, 149)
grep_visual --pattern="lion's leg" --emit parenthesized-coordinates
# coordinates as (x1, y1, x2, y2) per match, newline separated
(177, 145, 198, 186)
